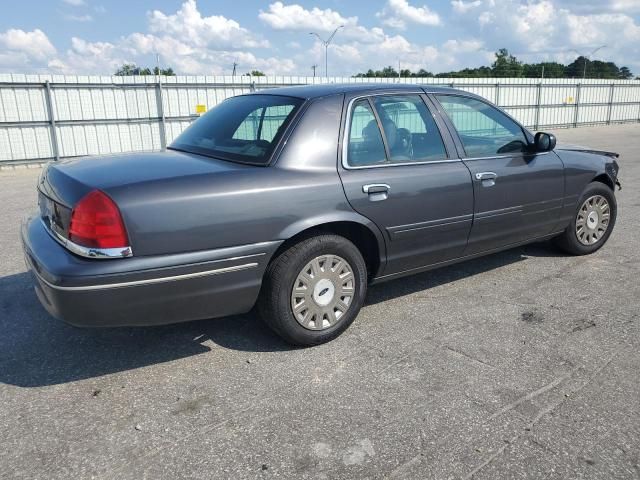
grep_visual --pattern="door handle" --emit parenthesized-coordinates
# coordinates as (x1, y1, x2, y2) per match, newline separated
(474, 172, 497, 187)
(475, 172, 497, 181)
(362, 183, 390, 194)
(362, 183, 390, 201)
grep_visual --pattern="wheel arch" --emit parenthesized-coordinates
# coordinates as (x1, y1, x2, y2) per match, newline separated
(591, 172, 615, 191)
(273, 216, 387, 279)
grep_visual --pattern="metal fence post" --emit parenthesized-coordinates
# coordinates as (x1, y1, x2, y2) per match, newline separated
(573, 83, 581, 128)
(44, 81, 60, 161)
(534, 82, 542, 130)
(495, 83, 500, 106)
(155, 79, 167, 150)
(606, 83, 615, 125)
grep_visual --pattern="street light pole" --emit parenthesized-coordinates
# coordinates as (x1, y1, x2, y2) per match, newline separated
(309, 26, 343, 78)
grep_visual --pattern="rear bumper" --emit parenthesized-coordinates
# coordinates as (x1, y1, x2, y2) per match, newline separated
(21, 215, 281, 327)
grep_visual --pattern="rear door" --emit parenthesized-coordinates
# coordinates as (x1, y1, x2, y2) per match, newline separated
(432, 93, 564, 255)
(338, 92, 474, 276)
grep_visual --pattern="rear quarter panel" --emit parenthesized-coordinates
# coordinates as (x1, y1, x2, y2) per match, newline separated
(106, 93, 384, 260)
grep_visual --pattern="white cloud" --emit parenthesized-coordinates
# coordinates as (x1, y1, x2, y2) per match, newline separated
(454, 0, 640, 71)
(63, 14, 93, 22)
(259, 2, 385, 44)
(554, 0, 640, 14)
(442, 39, 484, 53)
(259, 2, 352, 31)
(376, 0, 441, 30)
(149, 0, 268, 50)
(47, 1, 292, 75)
(0, 29, 56, 61)
(611, 0, 640, 12)
(451, 0, 482, 14)
(1, 0, 639, 77)
(52, 37, 126, 73)
(62, 0, 85, 5)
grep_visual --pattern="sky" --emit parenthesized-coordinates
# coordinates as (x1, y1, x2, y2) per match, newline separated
(0, 0, 639, 77)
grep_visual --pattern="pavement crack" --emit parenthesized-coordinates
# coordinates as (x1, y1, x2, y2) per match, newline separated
(488, 374, 570, 421)
(444, 345, 496, 369)
(461, 352, 618, 480)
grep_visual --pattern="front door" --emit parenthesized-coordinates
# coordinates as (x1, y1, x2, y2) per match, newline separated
(338, 93, 474, 276)
(432, 94, 565, 255)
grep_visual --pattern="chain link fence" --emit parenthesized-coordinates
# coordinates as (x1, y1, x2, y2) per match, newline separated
(1, 74, 639, 164)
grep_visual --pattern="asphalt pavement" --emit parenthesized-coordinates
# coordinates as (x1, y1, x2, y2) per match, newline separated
(0, 123, 638, 479)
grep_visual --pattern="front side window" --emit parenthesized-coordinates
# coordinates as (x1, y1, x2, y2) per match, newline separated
(347, 99, 387, 167)
(170, 95, 303, 165)
(372, 95, 447, 163)
(435, 95, 528, 157)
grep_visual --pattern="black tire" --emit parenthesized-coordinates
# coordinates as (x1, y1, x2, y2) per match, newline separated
(553, 181, 617, 255)
(257, 234, 368, 346)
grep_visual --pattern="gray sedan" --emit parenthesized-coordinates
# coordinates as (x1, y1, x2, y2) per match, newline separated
(21, 84, 621, 345)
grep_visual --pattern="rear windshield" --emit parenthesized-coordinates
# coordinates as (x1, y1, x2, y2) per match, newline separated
(169, 94, 304, 165)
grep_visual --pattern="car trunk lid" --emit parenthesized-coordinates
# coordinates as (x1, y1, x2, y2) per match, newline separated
(36, 149, 253, 253)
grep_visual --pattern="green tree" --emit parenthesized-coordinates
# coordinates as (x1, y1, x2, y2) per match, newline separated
(115, 64, 175, 76)
(352, 49, 633, 79)
(114, 63, 138, 75)
(523, 62, 565, 78)
(246, 70, 265, 76)
(491, 48, 523, 77)
(435, 66, 492, 78)
(153, 66, 175, 76)
(619, 66, 633, 79)
(565, 57, 622, 79)
(414, 68, 433, 77)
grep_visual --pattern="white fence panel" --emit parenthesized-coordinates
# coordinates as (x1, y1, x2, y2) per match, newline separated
(0, 75, 639, 163)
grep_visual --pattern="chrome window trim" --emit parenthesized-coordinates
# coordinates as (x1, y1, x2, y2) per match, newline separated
(462, 151, 551, 161)
(344, 158, 462, 170)
(42, 219, 133, 259)
(341, 94, 458, 171)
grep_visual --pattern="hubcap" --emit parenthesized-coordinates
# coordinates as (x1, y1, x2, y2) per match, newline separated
(291, 254, 355, 331)
(576, 195, 610, 246)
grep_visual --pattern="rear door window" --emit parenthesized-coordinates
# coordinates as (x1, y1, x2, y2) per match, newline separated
(371, 95, 447, 163)
(346, 99, 388, 167)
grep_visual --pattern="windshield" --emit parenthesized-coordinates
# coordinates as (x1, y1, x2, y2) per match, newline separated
(169, 94, 304, 165)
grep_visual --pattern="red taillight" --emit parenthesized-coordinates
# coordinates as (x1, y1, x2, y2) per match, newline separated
(69, 190, 129, 249)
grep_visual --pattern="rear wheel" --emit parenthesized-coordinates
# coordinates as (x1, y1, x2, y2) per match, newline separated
(258, 235, 367, 346)
(554, 181, 617, 255)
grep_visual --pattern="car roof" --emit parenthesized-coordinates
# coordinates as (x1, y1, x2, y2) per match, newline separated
(249, 83, 472, 100)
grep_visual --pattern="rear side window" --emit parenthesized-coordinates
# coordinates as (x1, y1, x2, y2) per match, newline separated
(233, 104, 295, 142)
(170, 95, 303, 165)
(435, 95, 527, 157)
(347, 99, 387, 167)
(372, 95, 446, 163)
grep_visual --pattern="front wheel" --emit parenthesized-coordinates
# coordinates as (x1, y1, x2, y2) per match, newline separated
(257, 235, 368, 346)
(553, 181, 617, 255)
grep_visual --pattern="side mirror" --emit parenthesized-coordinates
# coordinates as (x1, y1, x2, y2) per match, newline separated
(534, 132, 556, 152)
